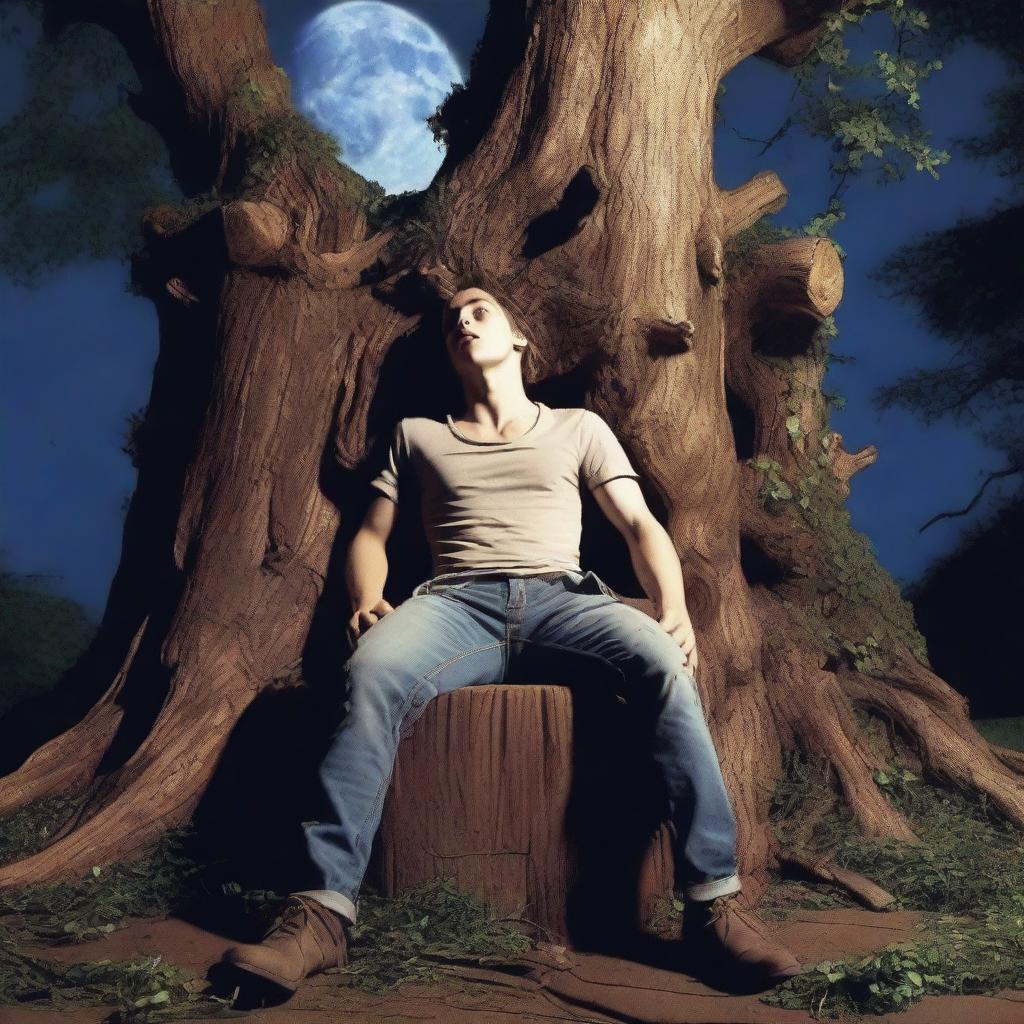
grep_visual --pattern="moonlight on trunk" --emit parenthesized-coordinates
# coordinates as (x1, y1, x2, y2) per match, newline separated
(2, 0, 1021, 914)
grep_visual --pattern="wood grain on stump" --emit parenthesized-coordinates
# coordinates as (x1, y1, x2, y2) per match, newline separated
(372, 684, 676, 946)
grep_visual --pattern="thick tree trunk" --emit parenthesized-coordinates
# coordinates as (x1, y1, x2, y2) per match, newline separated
(2, 0, 1021, 904)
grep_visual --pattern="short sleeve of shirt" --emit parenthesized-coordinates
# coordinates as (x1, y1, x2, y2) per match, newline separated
(369, 420, 409, 504)
(579, 411, 641, 491)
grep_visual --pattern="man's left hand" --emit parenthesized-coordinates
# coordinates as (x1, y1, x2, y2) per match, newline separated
(657, 607, 699, 673)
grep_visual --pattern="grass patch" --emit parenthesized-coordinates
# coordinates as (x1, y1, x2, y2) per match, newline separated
(1, 948, 215, 1020)
(0, 800, 539, 1017)
(337, 876, 534, 993)
(973, 716, 1024, 753)
(0, 825, 235, 1020)
(0, 793, 86, 865)
(761, 748, 1024, 1017)
(756, 878, 852, 922)
(0, 829, 203, 945)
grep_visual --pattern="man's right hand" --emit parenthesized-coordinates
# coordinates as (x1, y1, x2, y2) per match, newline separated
(347, 598, 395, 647)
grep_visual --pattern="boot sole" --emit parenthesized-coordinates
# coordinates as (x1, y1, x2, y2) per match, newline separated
(222, 956, 302, 993)
(680, 945, 803, 991)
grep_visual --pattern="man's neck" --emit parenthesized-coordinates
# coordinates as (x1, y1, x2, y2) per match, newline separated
(455, 362, 535, 431)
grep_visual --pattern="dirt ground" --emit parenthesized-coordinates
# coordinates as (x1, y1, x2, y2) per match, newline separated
(5, 906, 1024, 1024)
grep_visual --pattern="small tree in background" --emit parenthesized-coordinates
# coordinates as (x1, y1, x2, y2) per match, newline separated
(0, 557, 96, 716)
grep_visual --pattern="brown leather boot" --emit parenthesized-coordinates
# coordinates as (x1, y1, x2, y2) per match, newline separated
(682, 891, 802, 990)
(222, 895, 349, 992)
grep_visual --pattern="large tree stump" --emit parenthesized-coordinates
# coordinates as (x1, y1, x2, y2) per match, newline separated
(371, 684, 676, 947)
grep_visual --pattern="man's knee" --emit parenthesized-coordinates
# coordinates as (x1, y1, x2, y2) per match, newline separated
(637, 639, 700, 706)
(345, 646, 420, 719)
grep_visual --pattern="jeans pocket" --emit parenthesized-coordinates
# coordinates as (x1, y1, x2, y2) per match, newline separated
(418, 578, 475, 600)
(412, 578, 471, 598)
(579, 570, 618, 600)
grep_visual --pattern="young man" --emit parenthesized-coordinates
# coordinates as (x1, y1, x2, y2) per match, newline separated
(222, 283, 803, 993)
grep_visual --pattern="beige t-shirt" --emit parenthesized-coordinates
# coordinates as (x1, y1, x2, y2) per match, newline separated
(370, 402, 640, 578)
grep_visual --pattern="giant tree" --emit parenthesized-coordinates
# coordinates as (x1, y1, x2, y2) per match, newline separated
(1, 0, 1021, 913)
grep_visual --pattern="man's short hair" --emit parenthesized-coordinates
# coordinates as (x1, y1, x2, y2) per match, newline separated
(444, 273, 532, 351)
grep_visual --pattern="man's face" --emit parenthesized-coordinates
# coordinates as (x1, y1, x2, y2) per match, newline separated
(443, 287, 523, 371)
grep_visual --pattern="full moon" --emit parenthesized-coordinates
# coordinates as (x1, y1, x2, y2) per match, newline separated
(292, 2, 464, 196)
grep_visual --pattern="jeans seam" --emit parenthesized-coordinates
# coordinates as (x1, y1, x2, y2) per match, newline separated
(355, 765, 395, 852)
(422, 641, 507, 681)
(353, 675, 432, 848)
(586, 570, 620, 600)
(352, 642, 505, 845)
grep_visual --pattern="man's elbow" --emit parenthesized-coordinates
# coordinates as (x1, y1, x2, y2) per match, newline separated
(625, 509, 662, 546)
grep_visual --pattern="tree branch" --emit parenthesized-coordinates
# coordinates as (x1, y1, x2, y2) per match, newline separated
(823, 431, 879, 498)
(725, 0, 837, 71)
(919, 464, 1024, 533)
(735, 237, 844, 356)
(721, 171, 789, 239)
(222, 202, 393, 287)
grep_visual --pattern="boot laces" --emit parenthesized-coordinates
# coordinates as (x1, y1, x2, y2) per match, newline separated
(264, 900, 311, 940)
(707, 893, 774, 941)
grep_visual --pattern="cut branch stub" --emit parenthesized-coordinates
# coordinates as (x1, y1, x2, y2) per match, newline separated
(221, 201, 393, 288)
(166, 277, 199, 304)
(222, 201, 291, 267)
(748, 237, 843, 356)
(823, 431, 879, 497)
(643, 316, 695, 354)
(721, 171, 788, 240)
(143, 204, 199, 239)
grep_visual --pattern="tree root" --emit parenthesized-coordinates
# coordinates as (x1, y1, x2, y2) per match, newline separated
(0, 617, 149, 818)
(756, 593, 919, 844)
(991, 744, 1024, 774)
(796, 668, 919, 844)
(780, 850, 895, 910)
(841, 651, 1024, 830)
(0, 677, 245, 888)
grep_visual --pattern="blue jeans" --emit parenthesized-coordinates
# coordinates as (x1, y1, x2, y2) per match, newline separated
(294, 571, 741, 924)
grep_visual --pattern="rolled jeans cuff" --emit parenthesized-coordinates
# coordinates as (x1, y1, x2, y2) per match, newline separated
(291, 889, 358, 925)
(683, 872, 743, 902)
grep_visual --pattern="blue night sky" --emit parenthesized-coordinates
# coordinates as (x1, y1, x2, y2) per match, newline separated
(0, 2, 1014, 621)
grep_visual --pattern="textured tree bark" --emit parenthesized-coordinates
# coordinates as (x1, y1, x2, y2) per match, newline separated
(377, 686, 579, 941)
(1, 0, 1021, 909)
(375, 685, 677, 945)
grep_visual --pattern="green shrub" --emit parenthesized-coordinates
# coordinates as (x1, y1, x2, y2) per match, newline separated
(763, 750, 1024, 1016)
(0, 801, 537, 1016)
(0, 563, 96, 716)
(338, 876, 534, 993)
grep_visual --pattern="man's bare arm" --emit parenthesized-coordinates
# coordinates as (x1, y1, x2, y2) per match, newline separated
(590, 477, 699, 672)
(345, 495, 398, 646)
